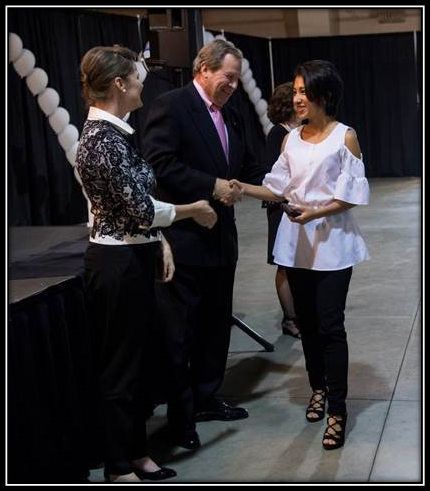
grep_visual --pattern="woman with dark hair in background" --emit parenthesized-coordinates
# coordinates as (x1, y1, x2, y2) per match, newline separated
(263, 82, 300, 338)
(76, 45, 217, 482)
(231, 60, 370, 450)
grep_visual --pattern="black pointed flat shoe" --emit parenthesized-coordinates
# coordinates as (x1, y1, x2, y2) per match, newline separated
(133, 467, 177, 481)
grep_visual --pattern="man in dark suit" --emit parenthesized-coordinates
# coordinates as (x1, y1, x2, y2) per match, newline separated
(142, 39, 265, 450)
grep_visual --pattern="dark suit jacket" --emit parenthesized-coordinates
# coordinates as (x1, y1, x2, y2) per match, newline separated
(142, 82, 266, 266)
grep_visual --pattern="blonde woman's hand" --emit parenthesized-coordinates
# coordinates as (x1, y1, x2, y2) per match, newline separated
(192, 200, 218, 228)
(159, 236, 175, 282)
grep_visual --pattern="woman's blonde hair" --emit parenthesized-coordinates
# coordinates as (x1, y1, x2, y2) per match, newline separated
(80, 45, 137, 105)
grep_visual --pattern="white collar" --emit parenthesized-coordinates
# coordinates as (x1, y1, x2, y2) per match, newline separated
(87, 106, 135, 135)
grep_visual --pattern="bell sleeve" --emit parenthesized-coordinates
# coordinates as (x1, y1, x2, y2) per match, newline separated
(262, 152, 290, 198)
(334, 145, 370, 205)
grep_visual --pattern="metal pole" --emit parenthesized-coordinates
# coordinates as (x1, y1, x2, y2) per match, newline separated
(413, 30, 420, 107)
(231, 315, 275, 352)
(268, 37, 275, 93)
(137, 14, 143, 52)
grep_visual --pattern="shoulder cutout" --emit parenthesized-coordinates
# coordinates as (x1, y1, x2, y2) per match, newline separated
(344, 128, 362, 158)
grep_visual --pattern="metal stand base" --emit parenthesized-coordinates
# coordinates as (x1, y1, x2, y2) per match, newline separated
(231, 315, 275, 352)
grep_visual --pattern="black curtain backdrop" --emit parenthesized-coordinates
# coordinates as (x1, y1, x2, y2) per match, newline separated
(8, 7, 174, 226)
(271, 31, 422, 177)
(221, 31, 272, 102)
(228, 85, 266, 164)
(207, 30, 269, 164)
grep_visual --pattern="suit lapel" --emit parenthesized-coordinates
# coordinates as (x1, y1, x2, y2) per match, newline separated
(184, 84, 229, 175)
(222, 106, 240, 178)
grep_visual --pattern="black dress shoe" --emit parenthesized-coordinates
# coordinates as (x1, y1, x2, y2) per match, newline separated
(133, 467, 177, 481)
(195, 401, 249, 422)
(172, 429, 201, 450)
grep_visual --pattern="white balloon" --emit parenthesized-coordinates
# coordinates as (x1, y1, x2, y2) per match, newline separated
(255, 99, 268, 116)
(264, 122, 274, 136)
(48, 107, 70, 134)
(241, 68, 252, 85)
(259, 113, 270, 127)
(243, 77, 256, 94)
(263, 124, 272, 137)
(13, 49, 35, 78)
(241, 58, 250, 75)
(249, 87, 262, 105)
(66, 141, 79, 166)
(26, 67, 49, 96)
(37, 87, 60, 116)
(58, 124, 79, 152)
(9, 33, 23, 63)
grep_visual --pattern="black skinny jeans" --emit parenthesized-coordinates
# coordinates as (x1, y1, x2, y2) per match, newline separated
(286, 266, 353, 415)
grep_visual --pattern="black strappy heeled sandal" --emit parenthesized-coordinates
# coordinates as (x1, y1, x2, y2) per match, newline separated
(306, 389, 326, 422)
(322, 413, 348, 450)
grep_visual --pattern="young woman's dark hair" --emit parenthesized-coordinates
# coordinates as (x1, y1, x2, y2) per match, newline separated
(267, 82, 295, 125)
(293, 60, 344, 117)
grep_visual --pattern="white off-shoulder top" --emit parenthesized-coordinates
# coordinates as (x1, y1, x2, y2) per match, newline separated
(263, 122, 370, 271)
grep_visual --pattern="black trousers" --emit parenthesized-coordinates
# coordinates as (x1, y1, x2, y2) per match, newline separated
(155, 263, 236, 431)
(286, 266, 353, 415)
(85, 242, 158, 475)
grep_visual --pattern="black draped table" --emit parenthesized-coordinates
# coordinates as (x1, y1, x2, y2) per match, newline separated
(8, 226, 100, 483)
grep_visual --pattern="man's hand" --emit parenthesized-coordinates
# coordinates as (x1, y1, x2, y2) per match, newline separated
(213, 178, 243, 206)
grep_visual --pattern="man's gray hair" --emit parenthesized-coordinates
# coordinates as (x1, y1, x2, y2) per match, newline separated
(193, 39, 243, 75)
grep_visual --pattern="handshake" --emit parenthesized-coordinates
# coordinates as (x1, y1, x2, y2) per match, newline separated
(189, 179, 244, 230)
(213, 178, 244, 206)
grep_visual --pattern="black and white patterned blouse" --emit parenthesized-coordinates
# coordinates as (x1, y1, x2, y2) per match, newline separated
(77, 111, 175, 245)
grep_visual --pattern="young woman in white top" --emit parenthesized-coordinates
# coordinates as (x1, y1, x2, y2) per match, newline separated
(231, 59, 370, 450)
(76, 46, 217, 482)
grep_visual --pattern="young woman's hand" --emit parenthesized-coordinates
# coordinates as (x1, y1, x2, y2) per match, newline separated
(286, 204, 316, 224)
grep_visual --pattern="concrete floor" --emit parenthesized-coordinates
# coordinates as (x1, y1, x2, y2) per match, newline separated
(89, 177, 422, 484)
